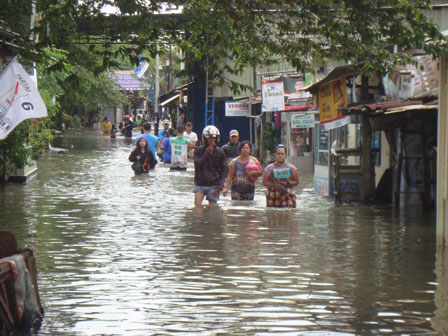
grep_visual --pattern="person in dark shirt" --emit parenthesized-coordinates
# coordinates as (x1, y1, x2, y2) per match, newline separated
(221, 129, 240, 164)
(194, 125, 227, 205)
(120, 115, 134, 138)
(129, 137, 157, 174)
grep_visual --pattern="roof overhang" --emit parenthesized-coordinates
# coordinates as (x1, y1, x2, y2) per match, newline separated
(160, 94, 180, 106)
(305, 65, 357, 94)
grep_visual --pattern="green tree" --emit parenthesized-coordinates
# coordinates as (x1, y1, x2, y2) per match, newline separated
(2, 0, 445, 80)
(0, 45, 130, 182)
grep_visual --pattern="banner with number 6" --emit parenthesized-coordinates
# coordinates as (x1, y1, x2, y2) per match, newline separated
(0, 55, 47, 140)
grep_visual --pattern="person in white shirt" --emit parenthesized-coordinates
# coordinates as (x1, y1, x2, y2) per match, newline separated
(183, 122, 198, 159)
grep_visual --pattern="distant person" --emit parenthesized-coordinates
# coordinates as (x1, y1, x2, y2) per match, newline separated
(158, 119, 170, 143)
(193, 125, 227, 205)
(135, 123, 158, 161)
(118, 116, 126, 132)
(183, 122, 198, 159)
(102, 117, 112, 135)
(221, 130, 240, 164)
(120, 115, 134, 138)
(110, 124, 118, 138)
(183, 122, 198, 146)
(160, 128, 176, 163)
(170, 125, 191, 171)
(129, 137, 157, 174)
(135, 115, 143, 128)
(223, 141, 262, 200)
(262, 144, 299, 208)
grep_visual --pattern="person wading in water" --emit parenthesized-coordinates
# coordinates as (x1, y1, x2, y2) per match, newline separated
(193, 125, 227, 205)
(262, 144, 299, 208)
(222, 141, 262, 201)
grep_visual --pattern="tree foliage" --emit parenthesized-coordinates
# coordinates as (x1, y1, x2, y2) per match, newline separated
(1, 0, 446, 80)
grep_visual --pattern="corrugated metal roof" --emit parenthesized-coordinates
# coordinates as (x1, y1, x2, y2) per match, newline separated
(384, 104, 437, 114)
(340, 99, 437, 115)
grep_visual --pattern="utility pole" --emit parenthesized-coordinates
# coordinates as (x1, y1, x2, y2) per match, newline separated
(167, 45, 172, 92)
(154, 49, 160, 135)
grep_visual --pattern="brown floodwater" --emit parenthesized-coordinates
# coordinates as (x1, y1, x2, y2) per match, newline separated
(1, 129, 447, 336)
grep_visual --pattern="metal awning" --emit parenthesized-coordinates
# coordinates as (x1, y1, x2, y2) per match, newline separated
(160, 94, 180, 106)
(384, 104, 438, 114)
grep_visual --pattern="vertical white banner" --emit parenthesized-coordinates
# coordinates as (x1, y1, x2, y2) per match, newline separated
(0, 56, 48, 140)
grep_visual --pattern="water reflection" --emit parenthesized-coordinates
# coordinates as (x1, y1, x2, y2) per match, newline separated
(0, 129, 442, 335)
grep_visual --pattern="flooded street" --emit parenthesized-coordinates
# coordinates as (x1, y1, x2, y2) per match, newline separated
(1, 129, 447, 335)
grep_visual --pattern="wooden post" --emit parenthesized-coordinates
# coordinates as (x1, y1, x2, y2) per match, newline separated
(360, 113, 373, 201)
(0, 232, 17, 259)
(395, 130, 404, 208)
(359, 75, 373, 202)
(421, 115, 430, 210)
(437, 56, 448, 246)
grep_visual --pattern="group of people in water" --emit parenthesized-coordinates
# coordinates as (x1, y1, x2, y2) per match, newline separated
(103, 117, 299, 208)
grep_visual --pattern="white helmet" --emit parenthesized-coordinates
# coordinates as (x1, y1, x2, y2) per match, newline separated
(202, 125, 220, 142)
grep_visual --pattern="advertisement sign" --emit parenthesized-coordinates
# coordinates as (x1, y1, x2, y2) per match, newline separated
(318, 76, 348, 130)
(225, 101, 250, 117)
(284, 75, 313, 111)
(262, 81, 285, 112)
(108, 70, 152, 91)
(291, 113, 315, 129)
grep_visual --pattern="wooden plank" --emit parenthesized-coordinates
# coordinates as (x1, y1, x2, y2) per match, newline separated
(0, 269, 17, 333)
(0, 291, 14, 331)
(21, 250, 43, 313)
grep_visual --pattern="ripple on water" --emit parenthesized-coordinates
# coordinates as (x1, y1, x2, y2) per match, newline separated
(0, 130, 442, 335)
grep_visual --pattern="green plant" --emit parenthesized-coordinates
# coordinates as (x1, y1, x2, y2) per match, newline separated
(262, 120, 281, 155)
(0, 123, 32, 182)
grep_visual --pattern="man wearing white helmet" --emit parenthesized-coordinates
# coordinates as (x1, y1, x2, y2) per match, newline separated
(193, 125, 227, 205)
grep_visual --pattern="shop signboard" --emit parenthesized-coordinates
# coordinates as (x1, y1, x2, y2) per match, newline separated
(318, 76, 348, 130)
(262, 81, 285, 112)
(225, 101, 250, 117)
(108, 70, 152, 91)
(291, 113, 315, 129)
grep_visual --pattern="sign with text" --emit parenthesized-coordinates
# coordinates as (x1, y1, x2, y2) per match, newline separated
(262, 81, 285, 112)
(0, 56, 47, 140)
(225, 101, 250, 117)
(291, 113, 315, 129)
(108, 70, 152, 91)
(318, 76, 348, 128)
